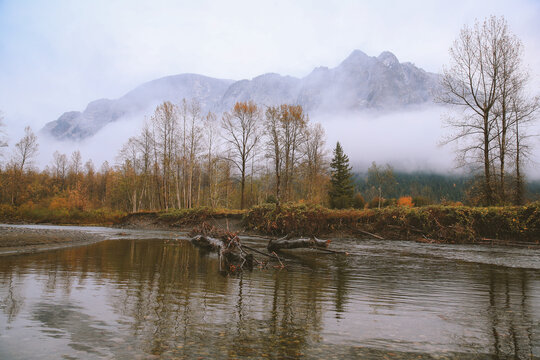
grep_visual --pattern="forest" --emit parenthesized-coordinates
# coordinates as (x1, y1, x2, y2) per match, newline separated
(0, 94, 539, 226)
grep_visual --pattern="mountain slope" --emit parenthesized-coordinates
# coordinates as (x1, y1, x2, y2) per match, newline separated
(43, 50, 439, 140)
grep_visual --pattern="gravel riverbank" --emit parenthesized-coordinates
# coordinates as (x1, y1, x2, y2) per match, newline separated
(0, 225, 107, 257)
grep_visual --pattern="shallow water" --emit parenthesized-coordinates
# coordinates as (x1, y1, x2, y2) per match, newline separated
(0, 225, 539, 359)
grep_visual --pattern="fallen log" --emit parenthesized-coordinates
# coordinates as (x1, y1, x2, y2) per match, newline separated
(267, 236, 330, 252)
(241, 244, 281, 260)
(190, 235, 223, 251)
(191, 235, 254, 270)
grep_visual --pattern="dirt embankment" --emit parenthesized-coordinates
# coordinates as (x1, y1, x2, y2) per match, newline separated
(119, 211, 245, 232)
(0, 226, 106, 257)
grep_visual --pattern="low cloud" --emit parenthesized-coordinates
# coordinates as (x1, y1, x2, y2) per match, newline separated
(315, 106, 540, 178)
(316, 106, 455, 173)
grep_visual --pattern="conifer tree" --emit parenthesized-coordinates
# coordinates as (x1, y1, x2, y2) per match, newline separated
(329, 142, 354, 208)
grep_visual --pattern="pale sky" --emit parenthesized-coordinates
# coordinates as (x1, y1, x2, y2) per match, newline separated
(0, 0, 539, 171)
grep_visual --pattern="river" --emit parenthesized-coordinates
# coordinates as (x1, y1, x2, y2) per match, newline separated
(0, 225, 539, 359)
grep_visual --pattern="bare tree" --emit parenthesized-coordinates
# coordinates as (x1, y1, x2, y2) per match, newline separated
(491, 26, 526, 202)
(179, 99, 189, 208)
(439, 16, 539, 205)
(69, 150, 82, 176)
(12, 126, 38, 172)
(134, 121, 155, 210)
(302, 122, 328, 201)
(367, 162, 395, 208)
(119, 137, 143, 212)
(151, 101, 178, 210)
(203, 111, 220, 207)
(51, 151, 68, 189)
(264, 106, 283, 204)
(280, 105, 307, 201)
(509, 88, 540, 204)
(438, 16, 510, 205)
(187, 100, 202, 208)
(221, 101, 261, 209)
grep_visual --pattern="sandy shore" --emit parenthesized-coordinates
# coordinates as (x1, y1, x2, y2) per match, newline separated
(0, 225, 107, 257)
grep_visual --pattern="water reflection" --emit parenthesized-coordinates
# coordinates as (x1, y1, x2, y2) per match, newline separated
(486, 268, 536, 358)
(0, 238, 539, 359)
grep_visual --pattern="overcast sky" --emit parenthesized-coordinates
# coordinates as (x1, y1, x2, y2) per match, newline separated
(0, 0, 539, 172)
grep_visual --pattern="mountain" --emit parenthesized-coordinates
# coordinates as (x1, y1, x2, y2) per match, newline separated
(42, 74, 234, 140)
(42, 50, 439, 140)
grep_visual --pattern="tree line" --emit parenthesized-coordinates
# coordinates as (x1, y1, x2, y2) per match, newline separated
(115, 100, 329, 211)
(0, 101, 330, 212)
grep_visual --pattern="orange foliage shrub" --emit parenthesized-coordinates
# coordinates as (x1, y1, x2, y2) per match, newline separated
(49, 197, 70, 210)
(398, 196, 414, 207)
(48, 188, 89, 211)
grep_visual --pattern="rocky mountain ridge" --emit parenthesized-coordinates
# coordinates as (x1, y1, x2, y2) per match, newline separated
(43, 50, 439, 140)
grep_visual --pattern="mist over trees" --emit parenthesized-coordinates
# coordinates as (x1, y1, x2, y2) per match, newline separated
(438, 15, 539, 205)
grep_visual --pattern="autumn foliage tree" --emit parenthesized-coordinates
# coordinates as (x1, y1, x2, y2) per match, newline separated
(221, 101, 261, 209)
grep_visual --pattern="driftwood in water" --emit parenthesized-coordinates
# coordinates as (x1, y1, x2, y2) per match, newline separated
(190, 223, 343, 272)
(223, 250, 254, 269)
(267, 236, 330, 252)
(190, 234, 254, 270)
(190, 235, 223, 251)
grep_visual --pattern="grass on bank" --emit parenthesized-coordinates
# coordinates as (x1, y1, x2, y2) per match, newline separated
(0, 203, 125, 225)
(0, 204, 244, 227)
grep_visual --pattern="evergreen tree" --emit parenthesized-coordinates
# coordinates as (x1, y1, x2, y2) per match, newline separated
(329, 142, 354, 208)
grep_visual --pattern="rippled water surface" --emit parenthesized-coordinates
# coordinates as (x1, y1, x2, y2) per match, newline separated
(1, 225, 539, 359)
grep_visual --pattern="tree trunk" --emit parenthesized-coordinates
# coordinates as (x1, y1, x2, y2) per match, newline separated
(267, 236, 329, 252)
(483, 114, 494, 205)
(240, 155, 246, 210)
(514, 120, 524, 205)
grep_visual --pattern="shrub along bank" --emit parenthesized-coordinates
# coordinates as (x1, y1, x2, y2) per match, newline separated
(243, 203, 540, 244)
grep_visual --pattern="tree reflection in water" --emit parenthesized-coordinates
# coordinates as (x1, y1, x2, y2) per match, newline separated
(0, 238, 539, 359)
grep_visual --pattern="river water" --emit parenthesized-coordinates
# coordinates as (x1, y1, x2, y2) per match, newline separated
(0, 225, 539, 359)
